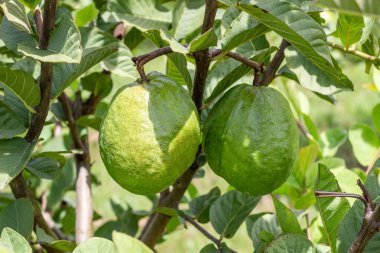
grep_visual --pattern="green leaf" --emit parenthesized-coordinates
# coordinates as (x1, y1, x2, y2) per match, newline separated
(372, 104, 380, 134)
(112, 231, 153, 253)
(172, 0, 204, 39)
(0, 227, 32, 253)
(336, 14, 364, 49)
(205, 47, 276, 104)
(160, 29, 189, 54)
(2, 86, 30, 126)
(189, 28, 217, 52)
(272, 196, 303, 235)
(315, 0, 380, 18)
(144, 30, 192, 91)
(319, 128, 347, 157)
(18, 0, 40, 10)
(239, 0, 340, 83)
(51, 47, 117, 98)
(76, 115, 102, 131)
(0, 66, 39, 110)
(0, 0, 31, 34)
(348, 124, 380, 166)
(337, 161, 380, 253)
(248, 213, 281, 247)
(79, 26, 137, 79)
(189, 187, 220, 223)
(285, 47, 353, 95)
(0, 100, 26, 139)
(0, 137, 36, 189)
(221, 12, 268, 51)
(46, 240, 77, 251)
(0, 199, 34, 239)
(81, 72, 113, 99)
(26, 157, 60, 179)
(73, 237, 115, 253)
(266, 234, 316, 253)
(18, 15, 82, 63)
(210, 190, 260, 238)
(74, 3, 98, 27)
(315, 164, 350, 253)
(102, 0, 171, 31)
(0, 16, 36, 53)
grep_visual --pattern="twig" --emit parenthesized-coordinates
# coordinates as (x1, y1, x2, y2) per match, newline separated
(41, 193, 67, 240)
(316, 180, 380, 253)
(10, 0, 58, 239)
(210, 49, 263, 72)
(131, 46, 173, 83)
(179, 212, 238, 252)
(315, 191, 367, 205)
(259, 40, 289, 86)
(328, 41, 377, 62)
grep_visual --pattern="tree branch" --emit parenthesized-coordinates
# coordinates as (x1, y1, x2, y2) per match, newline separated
(139, 0, 218, 249)
(316, 180, 380, 253)
(259, 40, 289, 86)
(328, 41, 377, 62)
(59, 92, 94, 243)
(131, 47, 263, 82)
(10, 0, 58, 239)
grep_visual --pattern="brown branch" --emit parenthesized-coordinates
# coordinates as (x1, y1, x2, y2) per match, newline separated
(139, 1, 218, 249)
(316, 180, 380, 253)
(59, 92, 94, 243)
(10, 0, 58, 239)
(179, 212, 237, 252)
(131, 48, 263, 83)
(210, 49, 263, 72)
(259, 40, 289, 86)
(328, 41, 377, 62)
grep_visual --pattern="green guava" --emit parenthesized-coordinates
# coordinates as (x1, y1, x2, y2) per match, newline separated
(203, 84, 299, 196)
(99, 72, 201, 195)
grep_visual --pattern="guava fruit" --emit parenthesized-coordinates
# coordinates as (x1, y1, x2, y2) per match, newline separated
(99, 72, 201, 195)
(203, 84, 299, 196)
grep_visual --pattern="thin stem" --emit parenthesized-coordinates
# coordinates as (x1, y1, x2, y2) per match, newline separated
(259, 40, 289, 86)
(210, 49, 263, 72)
(179, 212, 234, 251)
(315, 191, 367, 205)
(328, 41, 377, 62)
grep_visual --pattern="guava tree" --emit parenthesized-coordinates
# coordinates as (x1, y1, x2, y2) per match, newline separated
(0, 0, 380, 252)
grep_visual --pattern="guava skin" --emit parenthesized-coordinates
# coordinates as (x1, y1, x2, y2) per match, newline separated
(99, 72, 201, 195)
(203, 84, 299, 196)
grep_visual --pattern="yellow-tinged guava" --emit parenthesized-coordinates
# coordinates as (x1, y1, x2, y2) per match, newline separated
(99, 72, 201, 195)
(203, 84, 299, 196)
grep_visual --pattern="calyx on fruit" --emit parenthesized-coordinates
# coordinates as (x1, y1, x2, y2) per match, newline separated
(203, 84, 299, 196)
(99, 72, 201, 195)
